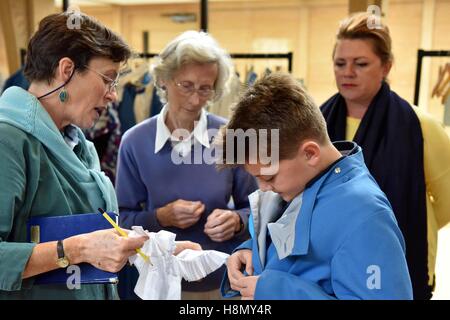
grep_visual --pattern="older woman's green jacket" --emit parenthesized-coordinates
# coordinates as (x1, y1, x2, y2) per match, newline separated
(0, 87, 118, 299)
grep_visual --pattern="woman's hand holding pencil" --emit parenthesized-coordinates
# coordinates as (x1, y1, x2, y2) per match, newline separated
(65, 228, 149, 273)
(98, 208, 152, 264)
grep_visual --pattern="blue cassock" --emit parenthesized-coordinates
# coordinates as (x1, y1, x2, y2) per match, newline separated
(221, 141, 413, 300)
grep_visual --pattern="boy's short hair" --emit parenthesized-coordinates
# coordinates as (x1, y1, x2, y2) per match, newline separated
(218, 73, 329, 167)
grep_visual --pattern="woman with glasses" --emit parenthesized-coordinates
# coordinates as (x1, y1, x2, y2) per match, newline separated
(115, 31, 258, 300)
(0, 13, 198, 300)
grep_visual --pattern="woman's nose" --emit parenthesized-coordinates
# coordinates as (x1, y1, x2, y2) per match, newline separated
(105, 90, 118, 103)
(187, 91, 202, 106)
(343, 64, 356, 77)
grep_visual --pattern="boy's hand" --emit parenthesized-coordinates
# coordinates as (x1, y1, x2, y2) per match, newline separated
(227, 249, 253, 291)
(239, 276, 259, 300)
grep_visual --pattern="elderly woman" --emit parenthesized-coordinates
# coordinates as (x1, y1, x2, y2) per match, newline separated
(0, 13, 197, 300)
(115, 31, 258, 299)
(320, 12, 450, 300)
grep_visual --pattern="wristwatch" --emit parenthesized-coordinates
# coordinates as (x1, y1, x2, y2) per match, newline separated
(56, 240, 70, 268)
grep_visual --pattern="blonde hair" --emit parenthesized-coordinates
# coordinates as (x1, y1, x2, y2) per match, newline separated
(333, 12, 393, 65)
(152, 30, 233, 103)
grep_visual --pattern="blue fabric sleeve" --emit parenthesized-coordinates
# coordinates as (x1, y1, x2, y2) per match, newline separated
(115, 136, 162, 231)
(256, 270, 338, 300)
(220, 239, 253, 298)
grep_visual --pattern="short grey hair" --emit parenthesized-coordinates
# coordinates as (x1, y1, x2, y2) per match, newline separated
(152, 30, 233, 103)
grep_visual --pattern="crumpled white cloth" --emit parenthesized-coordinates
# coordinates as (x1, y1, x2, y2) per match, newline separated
(128, 226, 229, 300)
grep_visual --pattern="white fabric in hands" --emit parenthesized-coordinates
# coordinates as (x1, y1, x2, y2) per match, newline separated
(128, 226, 229, 300)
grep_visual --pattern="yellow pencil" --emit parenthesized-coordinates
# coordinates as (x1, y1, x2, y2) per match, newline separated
(98, 208, 152, 265)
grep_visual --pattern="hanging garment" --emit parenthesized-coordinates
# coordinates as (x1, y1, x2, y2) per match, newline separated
(134, 73, 154, 124)
(83, 104, 121, 184)
(444, 95, 450, 126)
(2, 68, 29, 92)
(118, 68, 158, 126)
(207, 72, 242, 119)
(118, 83, 140, 133)
(247, 71, 258, 86)
(150, 86, 164, 117)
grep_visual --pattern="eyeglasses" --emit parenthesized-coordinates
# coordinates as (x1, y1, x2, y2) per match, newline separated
(174, 80, 215, 99)
(84, 65, 120, 93)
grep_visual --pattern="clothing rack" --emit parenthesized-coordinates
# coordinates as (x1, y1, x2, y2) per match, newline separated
(414, 49, 450, 106)
(63, 0, 69, 12)
(230, 52, 293, 73)
(200, 0, 208, 32)
(137, 52, 294, 73)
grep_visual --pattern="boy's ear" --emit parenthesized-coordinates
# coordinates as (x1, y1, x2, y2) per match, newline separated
(300, 140, 320, 165)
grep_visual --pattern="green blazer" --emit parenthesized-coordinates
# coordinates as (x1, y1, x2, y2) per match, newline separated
(0, 87, 118, 299)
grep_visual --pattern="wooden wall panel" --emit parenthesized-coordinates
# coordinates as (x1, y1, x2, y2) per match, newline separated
(0, 17, 8, 77)
(121, 4, 199, 53)
(210, 3, 301, 80)
(307, 3, 347, 105)
(0, 0, 55, 77)
(386, 0, 423, 104)
(28, 0, 58, 34)
(0, 0, 29, 74)
(80, 5, 122, 35)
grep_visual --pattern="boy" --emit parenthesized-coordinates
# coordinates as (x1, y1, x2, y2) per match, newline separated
(218, 73, 412, 299)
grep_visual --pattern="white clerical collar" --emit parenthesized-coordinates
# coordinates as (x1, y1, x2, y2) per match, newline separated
(154, 104, 210, 154)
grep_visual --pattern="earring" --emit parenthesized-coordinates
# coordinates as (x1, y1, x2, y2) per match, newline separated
(59, 87, 68, 103)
